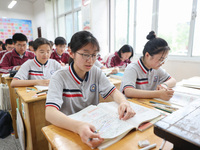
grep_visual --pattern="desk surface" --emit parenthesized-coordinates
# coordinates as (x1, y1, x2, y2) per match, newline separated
(154, 100, 200, 150)
(42, 99, 173, 150)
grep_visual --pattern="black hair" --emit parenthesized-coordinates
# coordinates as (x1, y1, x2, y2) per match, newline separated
(0, 41, 3, 45)
(117, 44, 134, 59)
(29, 41, 34, 46)
(143, 31, 170, 56)
(49, 41, 54, 48)
(54, 37, 67, 45)
(5, 39, 14, 45)
(2, 44, 6, 50)
(33, 37, 51, 51)
(69, 31, 100, 64)
(12, 33, 28, 44)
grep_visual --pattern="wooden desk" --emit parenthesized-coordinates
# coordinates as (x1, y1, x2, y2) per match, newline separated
(3, 76, 19, 138)
(154, 100, 200, 150)
(16, 87, 50, 150)
(42, 99, 173, 150)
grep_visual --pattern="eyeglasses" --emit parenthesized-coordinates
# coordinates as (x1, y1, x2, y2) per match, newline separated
(159, 57, 168, 64)
(76, 52, 97, 60)
(16, 44, 27, 48)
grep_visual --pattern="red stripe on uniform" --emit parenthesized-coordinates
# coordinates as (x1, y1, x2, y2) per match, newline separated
(104, 87, 116, 99)
(29, 73, 43, 76)
(69, 66, 80, 84)
(45, 105, 59, 110)
(138, 60, 147, 74)
(136, 81, 148, 84)
(34, 59, 41, 67)
(63, 93, 83, 97)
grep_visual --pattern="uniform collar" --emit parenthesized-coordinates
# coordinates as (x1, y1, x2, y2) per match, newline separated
(138, 57, 152, 74)
(33, 56, 48, 67)
(69, 62, 89, 84)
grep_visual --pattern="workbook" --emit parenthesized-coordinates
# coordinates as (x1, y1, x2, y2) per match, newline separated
(68, 101, 160, 149)
(109, 72, 124, 80)
(34, 85, 48, 92)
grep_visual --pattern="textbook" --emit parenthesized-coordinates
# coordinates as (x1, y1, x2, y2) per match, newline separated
(178, 76, 200, 89)
(69, 101, 160, 149)
(109, 72, 124, 80)
(34, 85, 48, 92)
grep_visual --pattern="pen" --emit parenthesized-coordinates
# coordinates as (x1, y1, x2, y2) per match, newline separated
(159, 140, 166, 150)
(36, 90, 48, 94)
(139, 143, 157, 150)
(154, 106, 172, 113)
(150, 101, 178, 110)
(26, 87, 35, 91)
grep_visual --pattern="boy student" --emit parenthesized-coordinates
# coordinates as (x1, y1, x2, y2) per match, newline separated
(120, 31, 176, 101)
(45, 31, 135, 148)
(50, 36, 70, 66)
(11, 38, 61, 87)
(0, 38, 14, 59)
(0, 33, 35, 73)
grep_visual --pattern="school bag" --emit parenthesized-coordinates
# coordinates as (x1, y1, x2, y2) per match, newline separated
(0, 110, 13, 138)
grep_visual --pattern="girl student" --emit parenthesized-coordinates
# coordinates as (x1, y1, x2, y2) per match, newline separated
(105, 44, 134, 71)
(120, 31, 176, 101)
(11, 37, 61, 87)
(45, 31, 136, 148)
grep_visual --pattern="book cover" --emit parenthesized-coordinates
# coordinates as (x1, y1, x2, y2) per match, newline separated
(69, 101, 160, 149)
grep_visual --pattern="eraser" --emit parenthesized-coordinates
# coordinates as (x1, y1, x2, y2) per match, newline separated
(138, 140, 150, 148)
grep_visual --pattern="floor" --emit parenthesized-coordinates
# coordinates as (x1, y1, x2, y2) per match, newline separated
(0, 134, 22, 150)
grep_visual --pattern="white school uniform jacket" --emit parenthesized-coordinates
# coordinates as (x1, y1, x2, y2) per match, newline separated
(120, 57, 171, 93)
(46, 62, 116, 115)
(14, 57, 61, 80)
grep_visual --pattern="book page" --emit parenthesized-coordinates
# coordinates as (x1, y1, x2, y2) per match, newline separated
(68, 105, 134, 139)
(154, 92, 200, 107)
(173, 86, 200, 96)
(97, 102, 160, 128)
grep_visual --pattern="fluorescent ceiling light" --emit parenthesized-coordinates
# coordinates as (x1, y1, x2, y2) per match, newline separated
(8, 0, 17, 9)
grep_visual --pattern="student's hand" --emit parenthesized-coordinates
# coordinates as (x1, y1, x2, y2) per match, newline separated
(111, 67, 119, 74)
(37, 79, 50, 86)
(78, 122, 104, 148)
(159, 89, 174, 101)
(59, 61, 65, 66)
(118, 102, 136, 120)
(15, 66, 21, 70)
(156, 83, 168, 90)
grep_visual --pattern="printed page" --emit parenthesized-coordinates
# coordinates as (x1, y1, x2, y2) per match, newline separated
(68, 105, 134, 139)
(173, 86, 200, 96)
(97, 102, 160, 128)
(154, 92, 200, 107)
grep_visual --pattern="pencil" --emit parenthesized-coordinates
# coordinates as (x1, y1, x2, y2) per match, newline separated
(159, 139, 166, 150)
(154, 107, 172, 113)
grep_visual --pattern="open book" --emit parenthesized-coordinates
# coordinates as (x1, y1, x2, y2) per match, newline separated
(34, 85, 48, 92)
(69, 101, 160, 149)
(178, 76, 200, 89)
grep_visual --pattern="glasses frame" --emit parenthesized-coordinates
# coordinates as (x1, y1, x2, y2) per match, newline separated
(76, 52, 97, 61)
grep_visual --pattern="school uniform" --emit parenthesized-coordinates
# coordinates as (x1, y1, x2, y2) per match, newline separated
(46, 62, 116, 115)
(0, 50, 7, 60)
(50, 50, 70, 64)
(13, 57, 61, 80)
(0, 49, 35, 73)
(120, 57, 171, 93)
(105, 52, 131, 68)
(94, 60, 104, 69)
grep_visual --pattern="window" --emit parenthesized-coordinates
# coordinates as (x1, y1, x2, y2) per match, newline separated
(57, 0, 82, 43)
(112, 0, 200, 59)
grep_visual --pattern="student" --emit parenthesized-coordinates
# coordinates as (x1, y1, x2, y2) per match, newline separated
(50, 37, 70, 66)
(120, 31, 176, 101)
(45, 31, 135, 148)
(0, 41, 3, 51)
(11, 37, 61, 87)
(0, 38, 14, 59)
(28, 41, 34, 52)
(105, 44, 134, 69)
(0, 33, 35, 73)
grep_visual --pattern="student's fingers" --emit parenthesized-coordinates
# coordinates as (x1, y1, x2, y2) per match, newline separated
(87, 137, 104, 148)
(122, 107, 136, 120)
(118, 104, 126, 119)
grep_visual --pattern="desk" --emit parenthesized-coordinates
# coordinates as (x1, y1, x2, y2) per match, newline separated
(3, 76, 19, 138)
(154, 100, 200, 150)
(16, 87, 50, 150)
(42, 99, 173, 150)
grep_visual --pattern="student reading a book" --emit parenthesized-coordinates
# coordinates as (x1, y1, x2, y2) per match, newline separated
(50, 37, 70, 66)
(0, 33, 35, 73)
(105, 44, 134, 70)
(120, 31, 176, 101)
(11, 37, 61, 87)
(45, 31, 136, 148)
